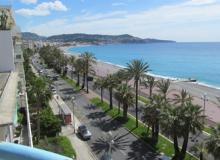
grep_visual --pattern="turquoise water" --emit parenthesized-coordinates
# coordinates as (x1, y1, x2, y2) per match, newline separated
(68, 43, 220, 88)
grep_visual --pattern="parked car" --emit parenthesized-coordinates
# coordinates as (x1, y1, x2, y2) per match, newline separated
(78, 125, 92, 140)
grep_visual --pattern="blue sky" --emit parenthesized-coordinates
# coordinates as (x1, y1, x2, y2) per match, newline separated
(2, 0, 220, 41)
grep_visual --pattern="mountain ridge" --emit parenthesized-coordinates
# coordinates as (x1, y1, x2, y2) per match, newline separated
(22, 32, 176, 44)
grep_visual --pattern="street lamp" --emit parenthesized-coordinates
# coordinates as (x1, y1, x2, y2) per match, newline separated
(71, 96, 76, 133)
(201, 93, 208, 124)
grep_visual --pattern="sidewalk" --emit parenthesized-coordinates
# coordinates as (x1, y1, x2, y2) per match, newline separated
(61, 117, 97, 160)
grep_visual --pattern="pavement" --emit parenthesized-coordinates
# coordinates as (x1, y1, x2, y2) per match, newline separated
(61, 121, 97, 160)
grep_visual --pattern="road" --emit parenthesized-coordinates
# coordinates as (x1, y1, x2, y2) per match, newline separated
(32, 55, 213, 160)
(32, 56, 162, 160)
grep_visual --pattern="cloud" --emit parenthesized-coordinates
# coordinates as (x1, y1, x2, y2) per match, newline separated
(20, 0, 37, 4)
(25, 0, 220, 41)
(112, 2, 126, 6)
(184, 0, 217, 6)
(16, 0, 67, 16)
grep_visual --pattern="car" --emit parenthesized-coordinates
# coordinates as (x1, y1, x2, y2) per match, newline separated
(78, 125, 92, 140)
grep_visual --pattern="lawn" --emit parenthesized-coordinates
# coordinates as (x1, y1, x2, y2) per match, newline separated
(91, 97, 197, 160)
(36, 136, 76, 158)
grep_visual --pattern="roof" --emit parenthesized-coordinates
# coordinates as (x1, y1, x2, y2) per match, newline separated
(54, 95, 72, 115)
(0, 142, 73, 160)
(0, 72, 10, 97)
(0, 72, 18, 126)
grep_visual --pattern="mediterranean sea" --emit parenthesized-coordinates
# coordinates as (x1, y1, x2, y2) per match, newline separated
(68, 42, 220, 88)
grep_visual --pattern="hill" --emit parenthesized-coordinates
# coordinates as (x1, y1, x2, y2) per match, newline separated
(22, 32, 175, 44)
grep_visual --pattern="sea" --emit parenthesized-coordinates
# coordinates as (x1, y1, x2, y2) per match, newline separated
(68, 42, 220, 88)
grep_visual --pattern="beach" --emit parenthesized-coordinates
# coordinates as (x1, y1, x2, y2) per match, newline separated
(62, 46, 220, 126)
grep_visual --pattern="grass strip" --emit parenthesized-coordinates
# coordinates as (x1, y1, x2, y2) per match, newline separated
(62, 76, 81, 92)
(203, 126, 212, 135)
(138, 95, 150, 104)
(90, 97, 197, 160)
(36, 136, 76, 158)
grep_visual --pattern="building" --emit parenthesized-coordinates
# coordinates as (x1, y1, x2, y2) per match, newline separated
(0, 5, 32, 146)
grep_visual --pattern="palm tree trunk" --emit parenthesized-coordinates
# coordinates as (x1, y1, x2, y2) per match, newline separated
(123, 104, 128, 119)
(173, 124, 180, 159)
(155, 119, 159, 143)
(135, 80, 139, 127)
(109, 88, 113, 109)
(180, 124, 190, 160)
(118, 101, 120, 114)
(101, 87, 103, 103)
(86, 73, 89, 93)
(81, 73, 85, 89)
(76, 73, 80, 86)
(199, 152, 203, 160)
(151, 124, 154, 138)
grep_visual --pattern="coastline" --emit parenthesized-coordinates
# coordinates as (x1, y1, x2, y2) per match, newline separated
(62, 46, 220, 125)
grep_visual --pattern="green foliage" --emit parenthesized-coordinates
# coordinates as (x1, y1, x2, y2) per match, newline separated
(90, 97, 197, 160)
(36, 136, 76, 158)
(206, 124, 220, 159)
(138, 96, 150, 104)
(40, 108, 61, 137)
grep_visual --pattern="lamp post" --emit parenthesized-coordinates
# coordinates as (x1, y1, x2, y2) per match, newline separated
(201, 93, 208, 124)
(71, 96, 76, 133)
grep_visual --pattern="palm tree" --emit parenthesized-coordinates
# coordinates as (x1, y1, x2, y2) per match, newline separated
(114, 84, 134, 119)
(161, 102, 204, 160)
(157, 79, 170, 101)
(173, 89, 193, 106)
(80, 52, 96, 93)
(206, 124, 220, 160)
(69, 56, 75, 79)
(93, 77, 106, 103)
(114, 69, 131, 84)
(142, 94, 164, 143)
(74, 58, 84, 86)
(126, 59, 150, 127)
(142, 75, 157, 99)
(104, 74, 118, 109)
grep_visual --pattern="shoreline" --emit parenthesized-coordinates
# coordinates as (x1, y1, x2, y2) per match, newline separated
(61, 46, 220, 125)
(63, 45, 220, 91)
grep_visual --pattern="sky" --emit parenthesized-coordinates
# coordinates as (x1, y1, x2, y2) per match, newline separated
(1, 0, 220, 42)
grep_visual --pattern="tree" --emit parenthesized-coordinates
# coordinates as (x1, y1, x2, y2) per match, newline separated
(206, 124, 220, 160)
(74, 58, 84, 86)
(157, 79, 170, 101)
(30, 77, 52, 144)
(104, 74, 118, 109)
(114, 69, 131, 84)
(80, 52, 96, 93)
(142, 94, 164, 143)
(114, 84, 134, 119)
(161, 102, 204, 160)
(40, 108, 61, 137)
(93, 77, 106, 103)
(69, 56, 75, 79)
(142, 75, 157, 99)
(126, 59, 150, 127)
(173, 89, 193, 106)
